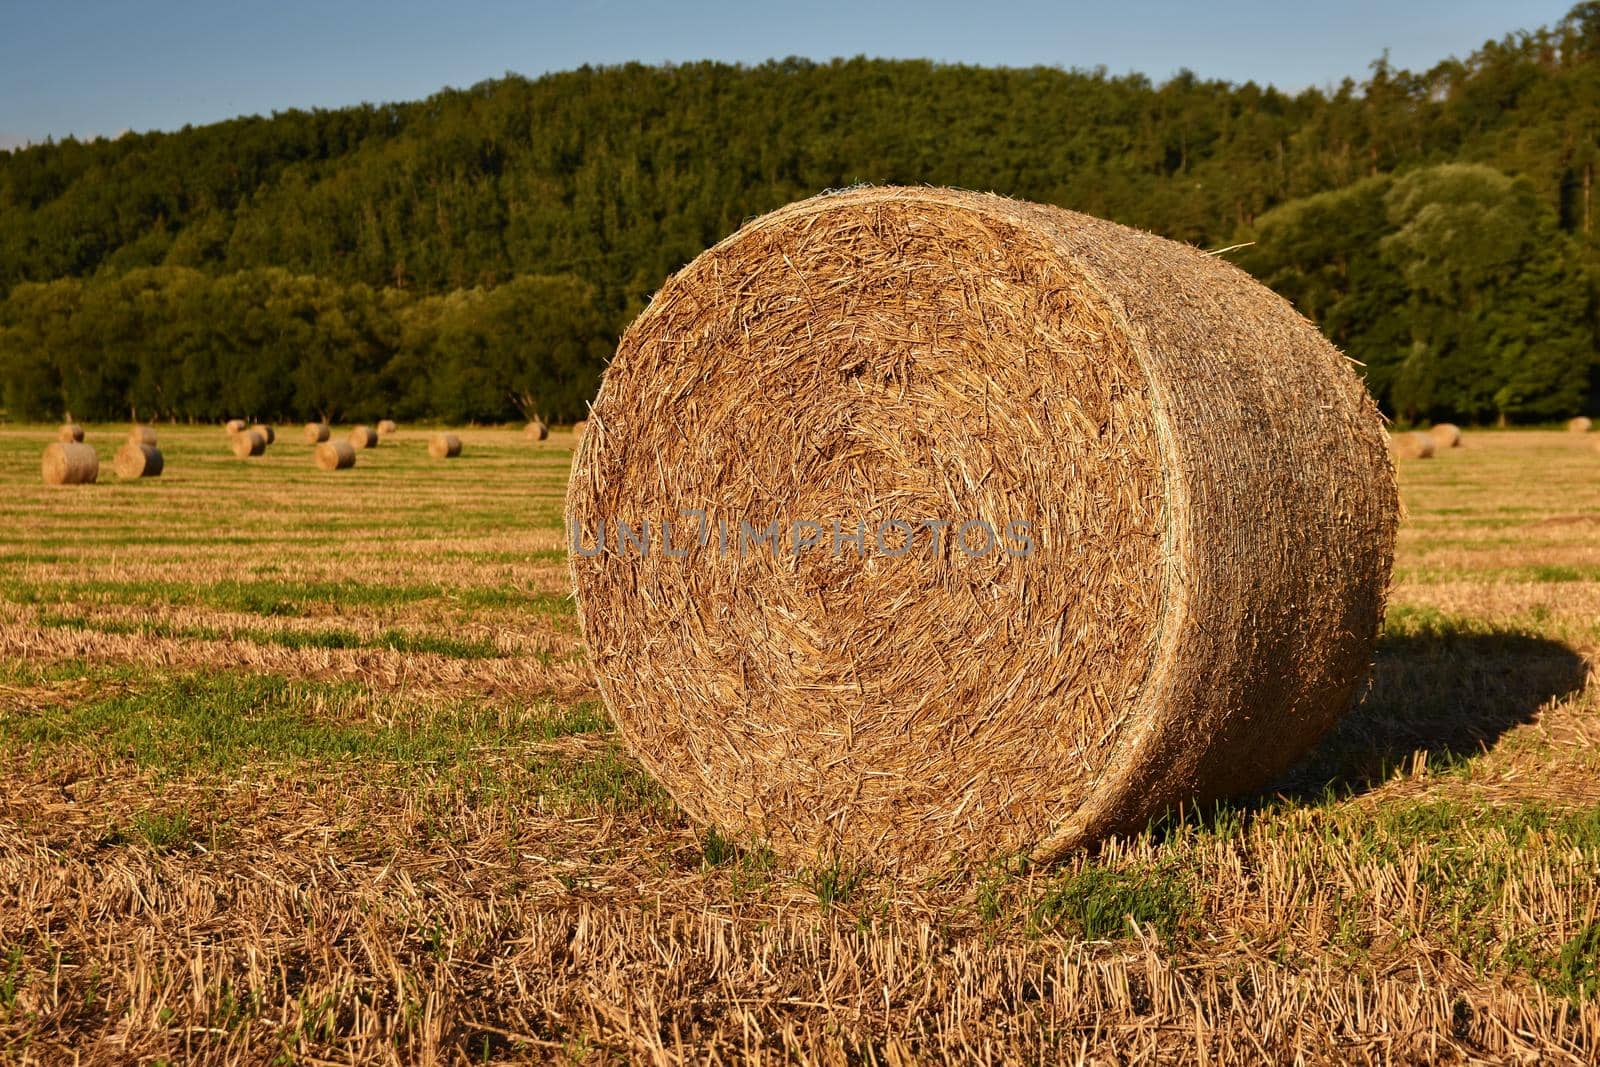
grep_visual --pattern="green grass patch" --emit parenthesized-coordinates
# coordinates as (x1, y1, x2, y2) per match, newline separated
(1029, 863, 1193, 942)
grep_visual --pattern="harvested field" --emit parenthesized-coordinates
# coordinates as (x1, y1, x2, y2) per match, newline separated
(0, 424, 1596, 1063)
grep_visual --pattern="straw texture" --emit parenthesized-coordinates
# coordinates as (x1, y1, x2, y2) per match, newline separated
(1429, 423, 1462, 448)
(57, 424, 84, 443)
(1389, 432, 1436, 460)
(225, 419, 246, 434)
(314, 440, 356, 470)
(41, 442, 98, 485)
(566, 187, 1397, 873)
(304, 422, 331, 444)
(525, 420, 549, 441)
(230, 430, 266, 458)
(377, 419, 398, 436)
(428, 432, 462, 459)
(113, 441, 163, 479)
(1571, 416, 1594, 433)
(350, 426, 378, 449)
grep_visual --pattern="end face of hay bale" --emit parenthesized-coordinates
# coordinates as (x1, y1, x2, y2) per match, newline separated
(314, 440, 357, 470)
(304, 422, 331, 444)
(42, 442, 98, 485)
(114, 441, 163, 478)
(1428, 423, 1462, 448)
(250, 424, 275, 445)
(57, 424, 84, 443)
(129, 426, 158, 446)
(230, 429, 266, 457)
(525, 420, 549, 441)
(428, 432, 462, 458)
(567, 186, 1397, 875)
(1389, 431, 1436, 459)
(225, 419, 246, 433)
(349, 425, 378, 449)
(377, 419, 398, 436)
(1570, 416, 1594, 433)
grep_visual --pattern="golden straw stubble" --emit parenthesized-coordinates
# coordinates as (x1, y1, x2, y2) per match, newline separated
(314, 440, 356, 470)
(114, 441, 163, 478)
(41, 442, 98, 485)
(428, 432, 462, 458)
(567, 186, 1398, 874)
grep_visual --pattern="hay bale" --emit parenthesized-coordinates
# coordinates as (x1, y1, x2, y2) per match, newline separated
(428, 432, 462, 458)
(572, 419, 587, 439)
(525, 420, 549, 441)
(1570, 416, 1594, 433)
(314, 440, 356, 470)
(250, 424, 275, 446)
(349, 425, 378, 449)
(566, 187, 1398, 874)
(304, 422, 331, 444)
(377, 419, 398, 436)
(57, 423, 85, 443)
(128, 425, 157, 446)
(41, 442, 98, 485)
(1389, 431, 1436, 459)
(229, 429, 266, 457)
(225, 419, 246, 433)
(114, 441, 163, 478)
(1428, 423, 1462, 449)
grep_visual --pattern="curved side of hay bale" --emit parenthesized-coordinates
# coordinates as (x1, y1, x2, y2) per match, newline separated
(314, 440, 356, 470)
(57, 424, 84, 443)
(566, 187, 1397, 873)
(349, 425, 378, 449)
(129, 426, 158, 446)
(377, 419, 398, 436)
(1429, 423, 1462, 448)
(230, 429, 266, 458)
(572, 420, 588, 439)
(304, 422, 331, 444)
(225, 419, 246, 433)
(250, 424, 275, 445)
(428, 432, 462, 458)
(525, 420, 549, 441)
(42, 442, 98, 485)
(1570, 416, 1594, 433)
(1389, 432, 1435, 460)
(114, 441, 163, 478)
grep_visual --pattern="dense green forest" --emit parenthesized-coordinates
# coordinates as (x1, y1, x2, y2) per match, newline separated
(5, 5, 1600, 423)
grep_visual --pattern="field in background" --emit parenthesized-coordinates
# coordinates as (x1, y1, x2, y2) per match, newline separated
(0, 425, 1597, 1063)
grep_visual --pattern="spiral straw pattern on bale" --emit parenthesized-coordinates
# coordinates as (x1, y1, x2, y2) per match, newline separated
(566, 187, 1398, 873)
(314, 440, 356, 470)
(428, 432, 462, 458)
(41, 442, 98, 485)
(114, 441, 163, 478)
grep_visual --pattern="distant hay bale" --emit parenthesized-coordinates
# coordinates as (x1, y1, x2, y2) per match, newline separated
(1570, 416, 1594, 433)
(1388, 431, 1436, 459)
(525, 420, 549, 441)
(304, 422, 331, 443)
(41, 442, 98, 485)
(567, 186, 1398, 874)
(1428, 423, 1462, 449)
(250, 424, 275, 445)
(573, 419, 588, 439)
(314, 440, 356, 470)
(114, 441, 163, 479)
(129, 426, 157, 446)
(428, 432, 462, 458)
(230, 429, 266, 457)
(377, 419, 398, 436)
(349, 425, 378, 449)
(225, 419, 246, 433)
(57, 423, 84, 443)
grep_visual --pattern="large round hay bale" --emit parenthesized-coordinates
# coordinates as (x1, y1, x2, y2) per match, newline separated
(225, 419, 246, 433)
(1570, 416, 1594, 433)
(128, 425, 157, 446)
(525, 420, 549, 441)
(250, 424, 275, 446)
(57, 423, 84, 443)
(304, 422, 331, 444)
(1389, 431, 1436, 459)
(1428, 423, 1462, 449)
(114, 441, 163, 479)
(314, 440, 356, 470)
(377, 419, 398, 436)
(229, 429, 266, 458)
(349, 425, 378, 449)
(428, 432, 462, 458)
(41, 442, 98, 485)
(566, 187, 1398, 873)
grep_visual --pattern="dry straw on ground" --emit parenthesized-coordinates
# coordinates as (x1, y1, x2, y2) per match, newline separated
(113, 441, 163, 479)
(40, 442, 98, 485)
(377, 419, 398, 436)
(314, 440, 356, 470)
(1429, 423, 1462, 448)
(56, 424, 83, 443)
(128, 426, 157, 446)
(250, 424, 275, 445)
(567, 186, 1398, 873)
(1571, 416, 1594, 432)
(224, 419, 246, 433)
(525, 420, 549, 441)
(1390, 431, 1436, 459)
(303, 422, 330, 444)
(349, 425, 378, 449)
(230, 429, 266, 458)
(428, 432, 462, 458)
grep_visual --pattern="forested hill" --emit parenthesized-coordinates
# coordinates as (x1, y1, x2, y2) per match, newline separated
(4, 5, 1600, 424)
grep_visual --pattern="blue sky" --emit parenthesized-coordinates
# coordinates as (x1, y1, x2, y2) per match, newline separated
(0, 1, 1576, 149)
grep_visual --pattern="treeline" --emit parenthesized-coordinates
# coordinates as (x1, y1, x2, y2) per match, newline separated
(4, 5, 1600, 421)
